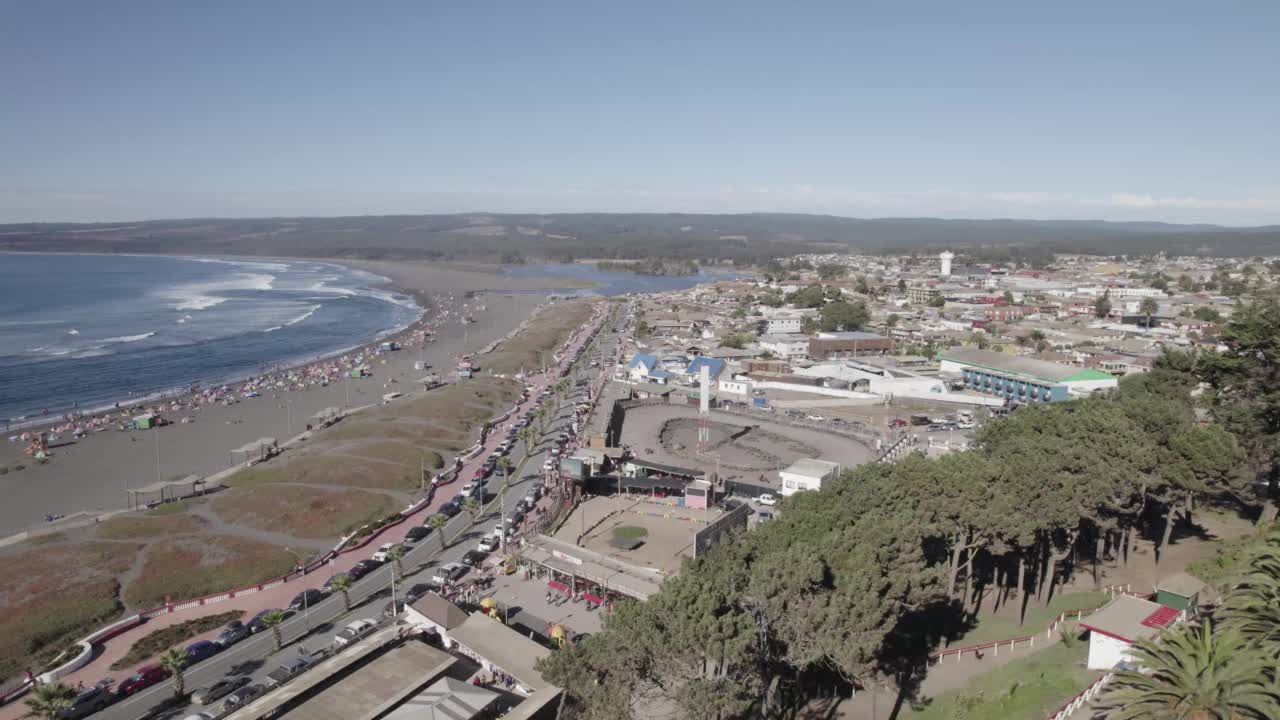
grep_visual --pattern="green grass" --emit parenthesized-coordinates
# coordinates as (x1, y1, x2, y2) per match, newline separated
(912, 640, 1097, 720)
(955, 592, 1108, 646)
(612, 526, 649, 541)
(110, 610, 243, 670)
(1187, 523, 1273, 588)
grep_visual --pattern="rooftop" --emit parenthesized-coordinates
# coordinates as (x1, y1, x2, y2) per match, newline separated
(447, 613, 552, 692)
(942, 348, 1115, 384)
(1156, 572, 1208, 598)
(1080, 595, 1176, 645)
(381, 676, 499, 720)
(781, 459, 841, 479)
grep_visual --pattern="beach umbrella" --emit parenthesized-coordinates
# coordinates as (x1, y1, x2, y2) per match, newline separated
(479, 597, 497, 610)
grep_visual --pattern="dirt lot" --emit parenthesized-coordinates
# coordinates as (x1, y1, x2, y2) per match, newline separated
(210, 484, 400, 540)
(621, 404, 875, 488)
(553, 495, 713, 574)
(96, 513, 209, 540)
(122, 535, 298, 608)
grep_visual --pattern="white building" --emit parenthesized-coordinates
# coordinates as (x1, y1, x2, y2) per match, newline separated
(1077, 286, 1165, 298)
(939, 251, 955, 276)
(718, 378, 753, 395)
(779, 458, 841, 496)
(765, 314, 805, 335)
(758, 335, 809, 359)
(1079, 595, 1182, 670)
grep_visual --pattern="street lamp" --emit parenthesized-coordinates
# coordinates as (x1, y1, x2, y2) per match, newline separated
(285, 548, 310, 630)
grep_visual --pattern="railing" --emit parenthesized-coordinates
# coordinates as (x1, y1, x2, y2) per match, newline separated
(1049, 672, 1113, 720)
(927, 586, 1137, 667)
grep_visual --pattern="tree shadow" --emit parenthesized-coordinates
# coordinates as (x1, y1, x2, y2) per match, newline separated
(227, 659, 264, 676)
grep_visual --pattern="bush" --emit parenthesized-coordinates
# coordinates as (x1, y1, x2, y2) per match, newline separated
(111, 610, 243, 670)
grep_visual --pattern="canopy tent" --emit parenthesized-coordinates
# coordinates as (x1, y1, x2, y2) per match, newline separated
(229, 437, 278, 465)
(126, 474, 206, 509)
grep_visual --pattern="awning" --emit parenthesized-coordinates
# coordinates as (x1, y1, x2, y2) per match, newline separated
(582, 592, 603, 605)
(547, 580, 569, 594)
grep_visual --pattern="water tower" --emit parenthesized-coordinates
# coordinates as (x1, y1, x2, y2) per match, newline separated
(939, 251, 955, 276)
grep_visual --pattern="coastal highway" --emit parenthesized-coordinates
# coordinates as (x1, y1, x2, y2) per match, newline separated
(90, 304, 619, 720)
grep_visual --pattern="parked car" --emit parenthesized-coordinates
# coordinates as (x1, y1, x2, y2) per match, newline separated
(334, 618, 378, 646)
(439, 501, 461, 517)
(461, 548, 488, 566)
(473, 467, 490, 481)
(183, 640, 221, 668)
(430, 562, 468, 586)
(405, 582, 433, 603)
(288, 589, 325, 612)
(477, 535, 500, 553)
(371, 543, 400, 563)
(757, 493, 778, 506)
(56, 685, 116, 719)
(179, 713, 217, 720)
(460, 481, 477, 496)
(192, 676, 250, 706)
(116, 665, 169, 697)
(889, 418, 908, 428)
(405, 525, 431, 543)
(220, 683, 265, 711)
(215, 620, 250, 647)
(424, 511, 449, 527)
(247, 608, 293, 634)
(349, 559, 380, 580)
(543, 459, 554, 471)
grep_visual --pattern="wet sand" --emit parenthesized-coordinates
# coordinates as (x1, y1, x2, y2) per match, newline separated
(0, 261, 561, 536)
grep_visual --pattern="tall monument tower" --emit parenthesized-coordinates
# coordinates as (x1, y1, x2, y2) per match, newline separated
(939, 251, 955, 277)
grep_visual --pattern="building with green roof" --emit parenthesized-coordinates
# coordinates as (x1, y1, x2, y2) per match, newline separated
(939, 348, 1117, 403)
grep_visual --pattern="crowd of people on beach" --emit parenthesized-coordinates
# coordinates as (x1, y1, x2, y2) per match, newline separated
(5, 293, 491, 459)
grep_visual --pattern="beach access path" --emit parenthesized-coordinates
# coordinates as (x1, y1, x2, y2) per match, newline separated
(0, 300, 611, 720)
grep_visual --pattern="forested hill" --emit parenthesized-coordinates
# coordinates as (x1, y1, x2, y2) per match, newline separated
(1, 213, 1278, 263)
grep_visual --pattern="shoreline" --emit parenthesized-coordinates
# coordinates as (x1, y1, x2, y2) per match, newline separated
(1, 254, 430, 433)
(0, 262, 556, 534)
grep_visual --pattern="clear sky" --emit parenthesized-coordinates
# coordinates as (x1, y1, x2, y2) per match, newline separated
(2, 1, 1277, 224)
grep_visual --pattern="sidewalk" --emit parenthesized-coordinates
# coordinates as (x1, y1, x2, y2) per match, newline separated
(0, 302, 609, 716)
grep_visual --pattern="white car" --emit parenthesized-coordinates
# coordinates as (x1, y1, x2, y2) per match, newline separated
(478, 536, 500, 553)
(460, 481, 477, 496)
(806, 414, 825, 422)
(371, 543, 399, 563)
(543, 459, 554, 471)
(334, 618, 377, 646)
(757, 494, 778, 506)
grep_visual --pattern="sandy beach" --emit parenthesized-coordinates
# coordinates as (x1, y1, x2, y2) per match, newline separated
(0, 260, 564, 536)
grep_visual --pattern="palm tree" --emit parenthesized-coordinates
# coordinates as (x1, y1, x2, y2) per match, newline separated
(386, 544, 406, 581)
(428, 513, 450, 551)
(157, 647, 187, 697)
(1029, 329, 1048, 353)
(1139, 296, 1161, 328)
(1098, 622, 1280, 720)
(1218, 543, 1280, 645)
(261, 609, 287, 652)
(329, 573, 354, 612)
(23, 682, 76, 719)
(462, 496, 482, 524)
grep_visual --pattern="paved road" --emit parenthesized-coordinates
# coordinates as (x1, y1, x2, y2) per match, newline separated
(85, 303, 620, 720)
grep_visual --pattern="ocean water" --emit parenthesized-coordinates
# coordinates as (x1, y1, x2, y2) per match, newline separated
(0, 254, 419, 423)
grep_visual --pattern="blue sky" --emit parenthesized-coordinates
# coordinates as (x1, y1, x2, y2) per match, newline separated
(2, 1, 1277, 224)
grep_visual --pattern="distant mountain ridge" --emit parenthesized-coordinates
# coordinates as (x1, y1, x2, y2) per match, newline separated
(1, 213, 1277, 262)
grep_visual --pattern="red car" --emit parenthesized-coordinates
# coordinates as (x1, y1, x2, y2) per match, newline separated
(888, 418, 908, 428)
(117, 664, 169, 696)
